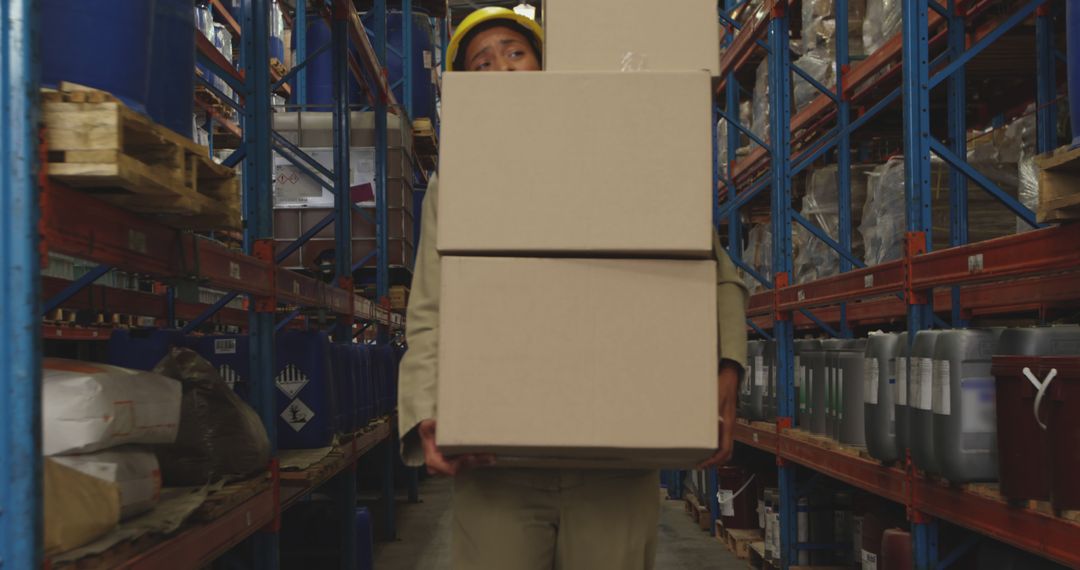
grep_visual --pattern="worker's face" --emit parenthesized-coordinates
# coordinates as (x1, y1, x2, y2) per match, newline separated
(463, 26, 540, 72)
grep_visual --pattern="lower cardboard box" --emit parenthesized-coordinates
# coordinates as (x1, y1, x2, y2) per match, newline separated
(436, 256, 718, 468)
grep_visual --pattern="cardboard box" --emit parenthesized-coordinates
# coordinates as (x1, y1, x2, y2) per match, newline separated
(438, 72, 713, 257)
(437, 257, 718, 467)
(544, 0, 720, 74)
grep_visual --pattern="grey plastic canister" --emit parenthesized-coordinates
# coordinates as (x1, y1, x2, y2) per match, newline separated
(836, 341, 868, 447)
(893, 332, 910, 453)
(803, 342, 829, 435)
(764, 340, 777, 421)
(909, 330, 944, 474)
(744, 340, 767, 420)
(931, 328, 1004, 483)
(864, 332, 903, 462)
(795, 339, 823, 429)
(822, 339, 857, 439)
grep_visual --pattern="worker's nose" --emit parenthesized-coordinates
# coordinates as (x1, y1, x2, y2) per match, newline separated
(498, 57, 516, 72)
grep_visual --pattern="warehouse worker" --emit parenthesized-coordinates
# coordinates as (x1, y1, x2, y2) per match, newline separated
(397, 7, 748, 569)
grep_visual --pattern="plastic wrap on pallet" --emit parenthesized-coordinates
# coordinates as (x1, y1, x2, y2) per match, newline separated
(862, 0, 901, 55)
(792, 50, 835, 112)
(742, 223, 773, 292)
(860, 157, 906, 266)
(718, 118, 728, 172)
(751, 59, 770, 144)
(1016, 112, 1040, 232)
(794, 165, 871, 283)
(803, 0, 867, 56)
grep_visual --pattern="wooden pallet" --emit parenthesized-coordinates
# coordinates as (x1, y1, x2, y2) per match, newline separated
(413, 118, 438, 170)
(195, 84, 234, 119)
(42, 85, 240, 231)
(389, 285, 410, 311)
(717, 521, 763, 559)
(1035, 145, 1080, 223)
(270, 58, 289, 79)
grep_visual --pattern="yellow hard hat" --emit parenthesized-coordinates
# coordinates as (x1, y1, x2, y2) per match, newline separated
(447, 7, 544, 71)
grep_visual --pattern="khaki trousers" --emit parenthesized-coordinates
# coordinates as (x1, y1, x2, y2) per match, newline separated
(452, 468, 660, 570)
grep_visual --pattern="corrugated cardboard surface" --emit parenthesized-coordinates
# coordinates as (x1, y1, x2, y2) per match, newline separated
(544, 0, 720, 75)
(437, 72, 713, 257)
(437, 257, 718, 467)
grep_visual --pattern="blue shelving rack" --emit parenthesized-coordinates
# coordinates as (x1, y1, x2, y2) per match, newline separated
(0, 0, 446, 566)
(716, 0, 1080, 567)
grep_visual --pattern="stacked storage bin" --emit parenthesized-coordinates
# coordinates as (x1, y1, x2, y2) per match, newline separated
(434, 1, 725, 466)
(275, 331, 338, 449)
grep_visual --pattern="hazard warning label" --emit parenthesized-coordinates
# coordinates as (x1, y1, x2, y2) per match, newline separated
(275, 365, 309, 399)
(219, 364, 241, 391)
(281, 398, 314, 432)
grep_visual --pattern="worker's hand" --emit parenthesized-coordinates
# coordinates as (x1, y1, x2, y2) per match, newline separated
(698, 361, 742, 469)
(418, 419, 495, 476)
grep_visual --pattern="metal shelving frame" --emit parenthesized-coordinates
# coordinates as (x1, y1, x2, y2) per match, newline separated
(0, 0, 444, 566)
(715, 0, 1079, 568)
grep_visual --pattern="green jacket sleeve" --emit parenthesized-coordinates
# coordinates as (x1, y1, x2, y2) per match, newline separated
(715, 230, 749, 371)
(397, 176, 440, 467)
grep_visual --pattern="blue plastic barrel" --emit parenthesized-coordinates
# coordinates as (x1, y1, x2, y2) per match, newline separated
(292, 16, 362, 107)
(41, 0, 156, 113)
(276, 331, 339, 449)
(147, 0, 197, 137)
(352, 345, 373, 427)
(1070, 0, 1080, 145)
(188, 335, 251, 401)
(363, 11, 436, 120)
(355, 507, 374, 570)
(107, 328, 186, 371)
(331, 343, 357, 434)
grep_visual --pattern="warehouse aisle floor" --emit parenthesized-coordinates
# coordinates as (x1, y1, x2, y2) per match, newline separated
(374, 477, 744, 569)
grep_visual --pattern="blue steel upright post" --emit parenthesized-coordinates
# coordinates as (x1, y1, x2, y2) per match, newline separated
(947, 0, 968, 327)
(331, 2, 357, 568)
(240, 0, 279, 567)
(1035, 3, 1057, 154)
(372, 0, 397, 541)
(295, 0, 307, 105)
(901, 0, 937, 565)
(835, 0, 853, 337)
(766, 5, 797, 567)
(0, 0, 41, 567)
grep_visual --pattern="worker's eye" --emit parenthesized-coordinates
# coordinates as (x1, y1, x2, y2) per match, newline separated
(475, 60, 492, 70)
(508, 50, 524, 60)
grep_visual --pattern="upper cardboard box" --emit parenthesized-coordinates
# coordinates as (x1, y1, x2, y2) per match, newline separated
(436, 256, 719, 468)
(437, 71, 713, 257)
(543, 0, 720, 75)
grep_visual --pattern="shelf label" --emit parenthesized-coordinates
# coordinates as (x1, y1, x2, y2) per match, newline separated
(219, 364, 241, 391)
(933, 359, 951, 415)
(865, 357, 879, 404)
(968, 253, 984, 273)
(229, 261, 241, 280)
(896, 357, 908, 405)
(797, 289, 806, 301)
(862, 549, 879, 570)
(864, 274, 874, 289)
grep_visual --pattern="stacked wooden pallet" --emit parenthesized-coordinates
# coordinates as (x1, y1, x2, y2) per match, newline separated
(42, 83, 241, 231)
(1035, 145, 1080, 223)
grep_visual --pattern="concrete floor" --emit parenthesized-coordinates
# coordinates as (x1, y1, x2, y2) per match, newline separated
(374, 477, 744, 570)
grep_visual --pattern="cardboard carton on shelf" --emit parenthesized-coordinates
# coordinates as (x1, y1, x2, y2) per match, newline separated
(438, 71, 714, 257)
(544, 0, 720, 75)
(436, 256, 718, 468)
